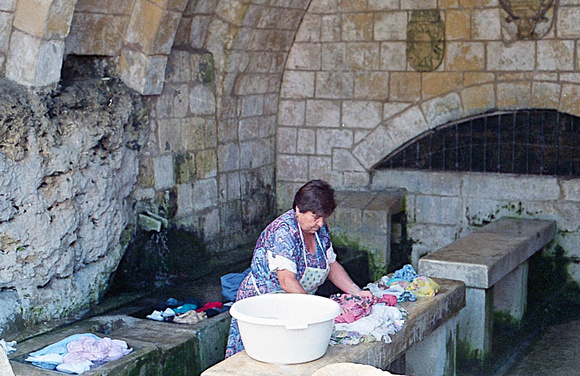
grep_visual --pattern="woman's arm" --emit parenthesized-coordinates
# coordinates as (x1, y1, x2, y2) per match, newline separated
(277, 269, 307, 293)
(327, 261, 373, 297)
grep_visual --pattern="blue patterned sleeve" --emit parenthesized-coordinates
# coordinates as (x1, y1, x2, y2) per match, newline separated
(266, 223, 300, 273)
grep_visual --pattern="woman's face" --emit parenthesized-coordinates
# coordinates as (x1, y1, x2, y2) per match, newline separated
(295, 208, 326, 234)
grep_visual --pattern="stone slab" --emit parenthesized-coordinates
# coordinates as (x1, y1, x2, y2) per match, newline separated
(418, 218, 556, 289)
(9, 310, 231, 376)
(201, 278, 465, 376)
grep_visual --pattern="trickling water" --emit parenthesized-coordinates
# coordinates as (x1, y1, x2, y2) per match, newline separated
(107, 225, 209, 296)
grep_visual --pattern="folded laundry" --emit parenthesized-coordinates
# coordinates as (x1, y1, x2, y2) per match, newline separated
(25, 333, 132, 374)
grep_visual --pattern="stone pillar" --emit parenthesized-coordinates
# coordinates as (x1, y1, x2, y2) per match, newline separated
(458, 287, 494, 361)
(406, 313, 459, 376)
(494, 260, 529, 322)
(5, 0, 75, 87)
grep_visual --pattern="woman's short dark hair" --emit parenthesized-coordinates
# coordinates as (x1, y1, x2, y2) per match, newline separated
(292, 180, 337, 217)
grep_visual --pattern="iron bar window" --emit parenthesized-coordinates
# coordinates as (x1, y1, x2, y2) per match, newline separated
(374, 110, 580, 177)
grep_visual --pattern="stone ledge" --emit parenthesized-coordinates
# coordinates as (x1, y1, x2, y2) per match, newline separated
(418, 217, 556, 289)
(201, 278, 465, 376)
(9, 312, 231, 376)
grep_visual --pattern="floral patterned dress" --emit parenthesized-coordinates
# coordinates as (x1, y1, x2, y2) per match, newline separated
(225, 209, 337, 358)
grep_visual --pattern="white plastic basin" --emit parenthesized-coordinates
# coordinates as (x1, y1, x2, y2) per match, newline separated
(230, 293, 341, 364)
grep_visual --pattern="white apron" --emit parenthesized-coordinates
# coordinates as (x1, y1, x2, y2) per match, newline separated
(251, 228, 330, 295)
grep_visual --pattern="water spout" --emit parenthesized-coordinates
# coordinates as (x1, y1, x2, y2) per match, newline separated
(138, 212, 169, 232)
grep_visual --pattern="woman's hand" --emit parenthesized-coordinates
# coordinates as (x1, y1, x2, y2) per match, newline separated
(355, 290, 374, 298)
(328, 261, 374, 297)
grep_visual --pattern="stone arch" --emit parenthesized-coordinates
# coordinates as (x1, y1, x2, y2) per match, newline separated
(5, 0, 76, 86)
(351, 80, 580, 171)
(4, 0, 190, 93)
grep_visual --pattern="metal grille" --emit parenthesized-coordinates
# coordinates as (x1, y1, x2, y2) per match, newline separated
(374, 110, 580, 177)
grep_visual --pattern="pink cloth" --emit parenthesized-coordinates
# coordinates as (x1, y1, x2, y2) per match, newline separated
(62, 336, 132, 366)
(330, 293, 397, 324)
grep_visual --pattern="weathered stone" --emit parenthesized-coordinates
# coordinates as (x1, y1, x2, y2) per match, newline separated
(189, 84, 216, 115)
(13, 0, 75, 39)
(532, 82, 561, 109)
(422, 72, 463, 98)
(278, 100, 305, 126)
(332, 149, 364, 172)
(342, 12, 373, 41)
(192, 178, 218, 211)
(315, 71, 354, 99)
(316, 128, 353, 155)
(487, 41, 535, 71)
(463, 72, 495, 87)
(556, 6, 580, 38)
(6, 30, 64, 87)
(321, 13, 341, 42)
(560, 84, 580, 117)
(445, 9, 470, 40)
(346, 42, 380, 70)
(277, 154, 308, 181)
(119, 48, 167, 95)
(374, 11, 407, 40)
(354, 71, 389, 100)
(306, 100, 341, 128)
(66, 13, 128, 55)
(446, 42, 485, 71)
(281, 70, 315, 98)
(0, 77, 148, 337)
(472, 8, 501, 40)
(389, 106, 428, 146)
(342, 100, 382, 129)
(352, 126, 396, 170)
(421, 92, 463, 128)
(287, 43, 321, 70)
(497, 82, 531, 109)
(389, 72, 421, 101)
(297, 128, 316, 154)
(181, 117, 207, 151)
(537, 40, 575, 71)
(461, 84, 495, 116)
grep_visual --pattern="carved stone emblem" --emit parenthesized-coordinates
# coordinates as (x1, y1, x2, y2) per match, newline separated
(406, 10, 445, 72)
(499, 0, 556, 40)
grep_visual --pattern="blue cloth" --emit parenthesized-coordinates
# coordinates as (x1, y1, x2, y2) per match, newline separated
(220, 268, 250, 302)
(172, 304, 198, 314)
(392, 264, 419, 282)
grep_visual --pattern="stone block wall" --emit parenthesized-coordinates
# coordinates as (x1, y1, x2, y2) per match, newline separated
(276, 0, 580, 204)
(372, 170, 580, 283)
(274, 0, 580, 285)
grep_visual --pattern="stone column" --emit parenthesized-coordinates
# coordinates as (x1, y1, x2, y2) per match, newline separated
(5, 0, 75, 87)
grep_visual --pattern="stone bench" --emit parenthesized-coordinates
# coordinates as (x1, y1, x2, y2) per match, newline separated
(201, 278, 465, 376)
(418, 217, 556, 361)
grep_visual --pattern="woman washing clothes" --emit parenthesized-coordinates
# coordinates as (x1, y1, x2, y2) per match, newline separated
(225, 179, 373, 358)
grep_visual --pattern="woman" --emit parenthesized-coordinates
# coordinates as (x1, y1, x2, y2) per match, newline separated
(225, 179, 372, 358)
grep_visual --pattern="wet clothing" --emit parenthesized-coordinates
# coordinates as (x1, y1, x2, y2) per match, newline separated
(225, 209, 337, 358)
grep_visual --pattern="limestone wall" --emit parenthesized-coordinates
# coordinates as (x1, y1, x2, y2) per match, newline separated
(277, 1, 580, 201)
(276, 1, 580, 283)
(0, 77, 149, 338)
